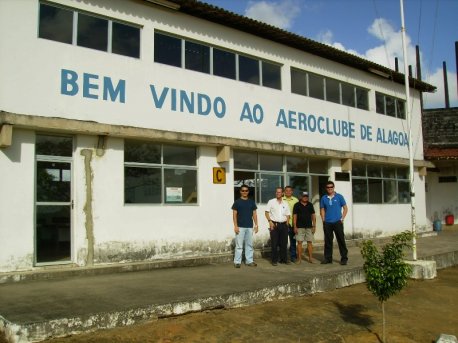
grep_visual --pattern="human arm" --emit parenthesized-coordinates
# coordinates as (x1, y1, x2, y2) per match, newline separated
(265, 209, 274, 231)
(341, 205, 348, 222)
(293, 213, 298, 234)
(320, 208, 325, 224)
(232, 210, 239, 234)
(253, 210, 258, 234)
(311, 213, 316, 234)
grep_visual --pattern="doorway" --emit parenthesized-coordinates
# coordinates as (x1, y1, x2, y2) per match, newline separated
(35, 134, 73, 264)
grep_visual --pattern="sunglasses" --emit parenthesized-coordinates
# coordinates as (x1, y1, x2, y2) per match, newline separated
(240, 189, 249, 192)
(326, 186, 334, 189)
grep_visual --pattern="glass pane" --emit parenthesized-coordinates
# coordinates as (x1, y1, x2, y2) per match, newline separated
(259, 154, 282, 171)
(36, 205, 71, 263)
(36, 135, 72, 156)
(286, 156, 308, 172)
(386, 96, 396, 117)
(368, 179, 382, 203)
(185, 41, 210, 74)
(77, 13, 108, 51)
(397, 167, 409, 180)
(112, 22, 140, 58)
(258, 173, 283, 204)
(234, 171, 255, 200)
(356, 88, 369, 110)
(308, 73, 324, 100)
(398, 181, 410, 203)
(376, 92, 385, 114)
(213, 48, 236, 79)
(37, 161, 71, 202)
(352, 178, 368, 203)
(341, 83, 355, 107)
(163, 145, 196, 166)
(326, 78, 340, 104)
(308, 158, 328, 174)
(262, 61, 281, 90)
(367, 165, 382, 177)
(383, 166, 396, 178)
(383, 180, 397, 203)
(125, 140, 161, 164)
(291, 68, 307, 96)
(124, 167, 161, 203)
(164, 169, 197, 204)
(154, 32, 181, 67)
(239, 55, 259, 85)
(39, 3, 73, 44)
(352, 162, 366, 176)
(234, 150, 257, 170)
(287, 175, 309, 199)
(396, 99, 406, 119)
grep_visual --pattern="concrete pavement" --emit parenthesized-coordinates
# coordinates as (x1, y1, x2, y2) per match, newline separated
(1, 230, 457, 343)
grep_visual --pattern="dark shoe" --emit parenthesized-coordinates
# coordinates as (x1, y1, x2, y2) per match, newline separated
(234, 264, 241, 268)
(285, 261, 292, 265)
(272, 262, 278, 266)
(321, 260, 332, 264)
(340, 260, 348, 265)
(246, 262, 257, 267)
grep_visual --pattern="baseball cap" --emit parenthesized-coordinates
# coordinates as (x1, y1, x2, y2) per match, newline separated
(301, 191, 309, 197)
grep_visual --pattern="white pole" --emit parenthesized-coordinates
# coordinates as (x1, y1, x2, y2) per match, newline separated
(400, 0, 417, 260)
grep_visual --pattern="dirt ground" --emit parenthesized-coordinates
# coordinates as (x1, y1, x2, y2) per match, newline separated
(2, 266, 457, 343)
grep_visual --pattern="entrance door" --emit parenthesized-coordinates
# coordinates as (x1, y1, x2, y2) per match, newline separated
(35, 135, 73, 264)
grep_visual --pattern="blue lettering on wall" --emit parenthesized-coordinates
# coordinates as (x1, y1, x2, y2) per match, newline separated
(240, 103, 263, 124)
(60, 69, 125, 103)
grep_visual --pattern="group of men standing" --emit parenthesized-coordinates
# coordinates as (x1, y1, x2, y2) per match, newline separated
(231, 181, 348, 268)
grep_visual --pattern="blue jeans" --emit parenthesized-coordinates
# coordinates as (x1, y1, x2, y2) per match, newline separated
(234, 227, 254, 264)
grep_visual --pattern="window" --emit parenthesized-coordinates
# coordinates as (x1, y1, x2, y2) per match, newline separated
(290, 67, 369, 110)
(234, 151, 328, 203)
(185, 41, 210, 74)
(124, 140, 197, 204)
(239, 55, 259, 85)
(352, 162, 410, 204)
(375, 92, 406, 119)
(213, 48, 236, 80)
(39, 3, 73, 44)
(154, 32, 181, 67)
(262, 61, 281, 90)
(291, 68, 307, 96)
(38, 2, 140, 58)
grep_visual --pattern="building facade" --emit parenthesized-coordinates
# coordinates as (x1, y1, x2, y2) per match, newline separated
(0, 0, 436, 273)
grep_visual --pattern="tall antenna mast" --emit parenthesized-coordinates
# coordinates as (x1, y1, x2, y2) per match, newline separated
(400, 0, 417, 260)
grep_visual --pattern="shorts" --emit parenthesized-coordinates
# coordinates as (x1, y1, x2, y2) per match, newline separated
(295, 228, 314, 242)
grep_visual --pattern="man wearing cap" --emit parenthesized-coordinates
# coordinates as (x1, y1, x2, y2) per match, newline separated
(293, 191, 316, 264)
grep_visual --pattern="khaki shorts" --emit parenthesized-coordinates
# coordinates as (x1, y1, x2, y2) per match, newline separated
(295, 228, 314, 242)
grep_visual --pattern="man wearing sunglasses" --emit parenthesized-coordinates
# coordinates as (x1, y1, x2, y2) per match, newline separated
(232, 185, 259, 268)
(319, 181, 348, 265)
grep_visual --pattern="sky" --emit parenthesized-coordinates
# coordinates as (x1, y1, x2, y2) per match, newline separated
(201, 0, 458, 109)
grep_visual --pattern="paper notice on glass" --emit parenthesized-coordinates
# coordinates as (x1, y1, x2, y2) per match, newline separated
(166, 187, 182, 202)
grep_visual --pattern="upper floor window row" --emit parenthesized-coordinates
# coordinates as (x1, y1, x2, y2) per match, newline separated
(154, 32, 282, 90)
(376, 92, 406, 119)
(38, 2, 140, 58)
(291, 68, 369, 111)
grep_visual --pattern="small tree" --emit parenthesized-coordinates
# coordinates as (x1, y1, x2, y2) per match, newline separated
(360, 231, 414, 343)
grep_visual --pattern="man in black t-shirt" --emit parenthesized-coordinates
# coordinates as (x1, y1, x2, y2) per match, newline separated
(232, 185, 258, 268)
(293, 191, 316, 264)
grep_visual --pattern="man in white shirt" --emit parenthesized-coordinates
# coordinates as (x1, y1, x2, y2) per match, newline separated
(265, 187, 291, 266)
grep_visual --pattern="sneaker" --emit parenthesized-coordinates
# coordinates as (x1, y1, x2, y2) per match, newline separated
(246, 262, 257, 267)
(234, 264, 241, 268)
(272, 262, 278, 266)
(340, 260, 348, 265)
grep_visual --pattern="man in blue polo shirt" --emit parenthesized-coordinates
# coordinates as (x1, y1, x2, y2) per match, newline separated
(319, 181, 348, 265)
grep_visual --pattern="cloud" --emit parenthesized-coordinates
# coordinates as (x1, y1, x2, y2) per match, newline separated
(316, 17, 458, 108)
(244, 0, 300, 30)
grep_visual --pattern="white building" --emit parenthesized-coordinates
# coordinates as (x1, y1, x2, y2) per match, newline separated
(0, 0, 436, 273)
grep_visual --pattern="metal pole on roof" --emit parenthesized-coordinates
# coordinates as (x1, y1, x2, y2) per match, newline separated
(400, 0, 417, 260)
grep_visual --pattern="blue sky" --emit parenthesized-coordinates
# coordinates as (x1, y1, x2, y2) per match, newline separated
(202, 0, 458, 109)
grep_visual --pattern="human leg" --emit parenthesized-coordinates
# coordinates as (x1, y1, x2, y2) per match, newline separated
(296, 240, 303, 263)
(279, 223, 289, 263)
(243, 227, 254, 264)
(288, 226, 297, 262)
(334, 221, 348, 262)
(322, 222, 334, 263)
(234, 229, 245, 265)
(270, 227, 279, 264)
(307, 242, 313, 263)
